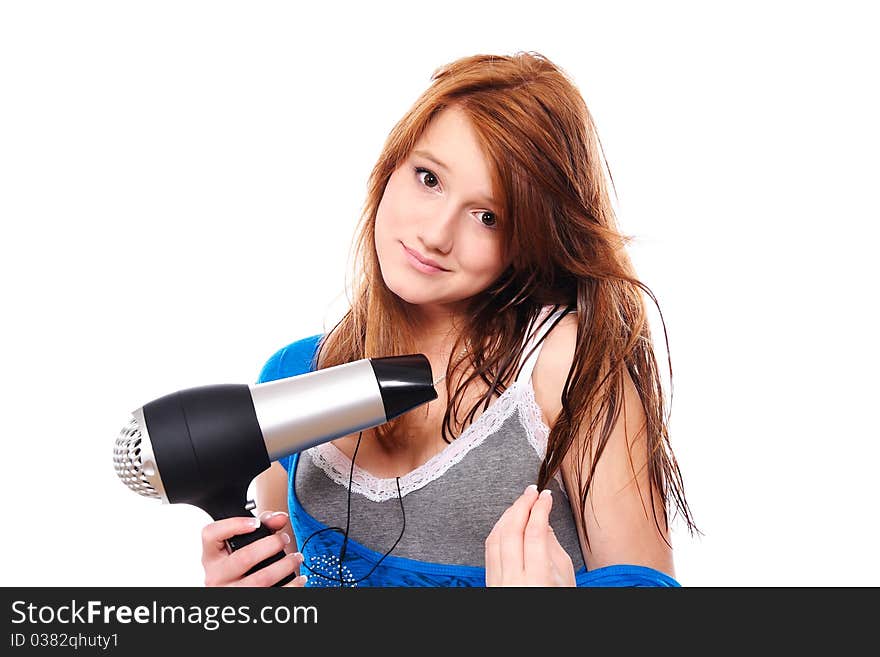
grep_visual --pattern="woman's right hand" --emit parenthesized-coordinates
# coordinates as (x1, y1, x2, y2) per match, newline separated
(201, 512, 307, 587)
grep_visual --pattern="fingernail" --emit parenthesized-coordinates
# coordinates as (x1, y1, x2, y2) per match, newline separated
(525, 484, 538, 494)
(249, 517, 261, 528)
(280, 532, 291, 545)
(259, 511, 288, 522)
(540, 489, 552, 498)
(298, 575, 308, 585)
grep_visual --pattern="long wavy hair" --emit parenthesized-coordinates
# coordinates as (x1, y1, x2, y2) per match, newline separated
(313, 51, 697, 545)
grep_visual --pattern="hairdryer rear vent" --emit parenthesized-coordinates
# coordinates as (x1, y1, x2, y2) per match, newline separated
(113, 416, 160, 499)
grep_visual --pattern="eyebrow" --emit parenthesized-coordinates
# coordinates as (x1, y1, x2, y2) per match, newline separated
(411, 149, 498, 206)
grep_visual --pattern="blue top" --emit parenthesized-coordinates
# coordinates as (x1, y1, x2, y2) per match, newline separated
(257, 332, 681, 588)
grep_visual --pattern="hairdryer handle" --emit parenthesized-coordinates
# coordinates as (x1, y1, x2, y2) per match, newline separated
(225, 523, 296, 587)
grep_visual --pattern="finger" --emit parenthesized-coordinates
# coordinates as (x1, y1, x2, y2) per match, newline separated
(546, 526, 575, 585)
(484, 523, 501, 586)
(258, 511, 295, 554)
(238, 551, 303, 588)
(202, 517, 263, 560)
(523, 489, 553, 573)
(257, 510, 290, 531)
(497, 485, 540, 580)
(225, 531, 293, 581)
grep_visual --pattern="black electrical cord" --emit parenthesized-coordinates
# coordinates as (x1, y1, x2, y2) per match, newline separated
(297, 431, 406, 586)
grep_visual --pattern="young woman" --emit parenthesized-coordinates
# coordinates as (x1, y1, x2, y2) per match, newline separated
(200, 51, 697, 587)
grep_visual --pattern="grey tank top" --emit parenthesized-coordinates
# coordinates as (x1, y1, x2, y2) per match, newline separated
(294, 306, 585, 569)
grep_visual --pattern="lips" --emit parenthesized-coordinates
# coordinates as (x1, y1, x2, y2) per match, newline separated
(402, 243, 449, 271)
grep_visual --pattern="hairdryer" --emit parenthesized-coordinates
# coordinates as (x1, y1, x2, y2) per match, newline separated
(113, 354, 437, 586)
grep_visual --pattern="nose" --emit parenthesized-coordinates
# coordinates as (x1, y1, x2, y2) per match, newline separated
(417, 201, 458, 254)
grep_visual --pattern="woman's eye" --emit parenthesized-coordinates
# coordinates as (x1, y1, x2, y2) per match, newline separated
(415, 167, 439, 189)
(477, 211, 497, 228)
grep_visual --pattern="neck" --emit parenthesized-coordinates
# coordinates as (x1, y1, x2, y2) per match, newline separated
(408, 301, 468, 346)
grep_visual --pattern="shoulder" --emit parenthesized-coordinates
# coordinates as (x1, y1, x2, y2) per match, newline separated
(531, 310, 647, 445)
(257, 333, 324, 383)
(531, 312, 579, 430)
(531, 312, 643, 431)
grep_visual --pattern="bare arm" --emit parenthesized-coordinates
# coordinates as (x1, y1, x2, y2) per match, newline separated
(535, 316, 674, 577)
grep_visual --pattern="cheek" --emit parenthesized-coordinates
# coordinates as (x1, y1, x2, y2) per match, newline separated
(460, 238, 505, 275)
(376, 178, 410, 232)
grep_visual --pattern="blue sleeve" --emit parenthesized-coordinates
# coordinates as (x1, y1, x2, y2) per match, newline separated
(576, 564, 681, 587)
(255, 333, 324, 473)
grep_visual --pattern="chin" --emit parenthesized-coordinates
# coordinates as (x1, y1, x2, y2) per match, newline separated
(384, 278, 438, 305)
(381, 268, 446, 303)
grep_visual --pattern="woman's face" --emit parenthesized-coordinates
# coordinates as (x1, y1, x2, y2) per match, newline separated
(375, 106, 508, 321)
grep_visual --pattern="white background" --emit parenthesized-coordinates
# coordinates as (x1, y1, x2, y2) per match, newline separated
(1, 1, 877, 587)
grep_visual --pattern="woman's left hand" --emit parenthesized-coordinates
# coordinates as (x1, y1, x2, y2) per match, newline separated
(485, 485, 576, 586)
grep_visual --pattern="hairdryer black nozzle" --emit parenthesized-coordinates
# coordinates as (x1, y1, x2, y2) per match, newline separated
(369, 354, 438, 421)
